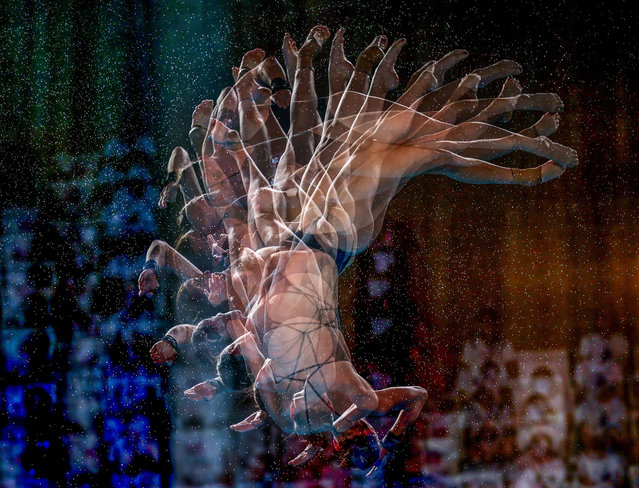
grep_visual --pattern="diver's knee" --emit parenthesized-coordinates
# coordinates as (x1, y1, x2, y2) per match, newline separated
(353, 387, 378, 414)
(411, 386, 428, 403)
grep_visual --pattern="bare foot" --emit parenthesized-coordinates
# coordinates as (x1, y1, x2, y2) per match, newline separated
(406, 60, 436, 89)
(288, 441, 321, 467)
(298, 25, 331, 60)
(138, 267, 159, 296)
(239, 48, 265, 73)
(257, 56, 287, 84)
(538, 137, 578, 168)
(235, 64, 257, 94)
(230, 410, 268, 432)
(355, 34, 388, 75)
(236, 79, 272, 123)
(282, 32, 298, 82)
(214, 87, 239, 130)
(445, 72, 481, 104)
(473, 59, 522, 88)
(192, 100, 214, 128)
(523, 112, 560, 138)
(499, 77, 522, 98)
(371, 38, 406, 94)
(329, 28, 354, 93)
(541, 160, 566, 182)
(158, 146, 189, 208)
(515, 93, 564, 113)
(400, 62, 438, 106)
(167, 145, 190, 171)
(428, 49, 469, 87)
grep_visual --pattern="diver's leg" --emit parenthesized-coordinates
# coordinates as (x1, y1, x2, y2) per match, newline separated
(289, 25, 330, 166)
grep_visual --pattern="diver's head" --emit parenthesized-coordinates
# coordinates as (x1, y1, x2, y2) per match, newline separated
(333, 419, 382, 471)
(175, 275, 219, 323)
(216, 343, 251, 391)
(191, 312, 235, 360)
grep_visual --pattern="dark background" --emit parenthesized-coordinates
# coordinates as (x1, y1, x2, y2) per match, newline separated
(1, 0, 639, 486)
(3, 0, 639, 344)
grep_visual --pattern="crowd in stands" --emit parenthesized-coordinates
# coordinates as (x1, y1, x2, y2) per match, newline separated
(1, 146, 638, 487)
(1, 141, 173, 488)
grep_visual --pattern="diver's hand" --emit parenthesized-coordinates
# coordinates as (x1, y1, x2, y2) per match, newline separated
(150, 340, 177, 365)
(230, 410, 267, 432)
(138, 268, 159, 297)
(184, 380, 218, 401)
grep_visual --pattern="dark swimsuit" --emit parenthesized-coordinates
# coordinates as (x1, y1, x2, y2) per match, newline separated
(289, 230, 356, 275)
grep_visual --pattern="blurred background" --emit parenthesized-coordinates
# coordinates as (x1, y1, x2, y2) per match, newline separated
(1, 0, 639, 487)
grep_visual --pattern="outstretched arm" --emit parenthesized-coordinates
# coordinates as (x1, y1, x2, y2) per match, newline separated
(149, 324, 196, 364)
(138, 240, 203, 297)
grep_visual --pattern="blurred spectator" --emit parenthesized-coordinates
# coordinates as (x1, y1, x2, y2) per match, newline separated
(574, 423, 625, 488)
(513, 433, 566, 488)
(1, 150, 638, 487)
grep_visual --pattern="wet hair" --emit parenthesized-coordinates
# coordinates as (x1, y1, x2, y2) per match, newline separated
(191, 312, 251, 391)
(175, 281, 219, 324)
(333, 419, 382, 471)
(216, 344, 251, 390)
(190, 314, 229, 360)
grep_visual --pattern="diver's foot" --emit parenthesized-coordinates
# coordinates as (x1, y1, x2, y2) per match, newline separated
(217, 86, 238, 114)
(540, 137, 578, 168)
(257, 56, 291, 108)
(192, 100, 214, 128)
(515, 93, 564, 113)
(215, 87, 239, 129)
(405, 59, 436, 91)
(282, 32, 299, 82)
(526, 112, 561, 137)
(499, 77, 522, 98)
(239, 48, 265, 74)
(257, 56, 287, 84)
(540, 160, 566, 182)
(329, 28, 354, 91)
(473, 59, 522, 88)
(428, 49, 469, 86)
(230, 410, 268, 432)
(209, 118, 242, 149)
(298, 25, 331, 61)
(372, 38, 406, 94)
(235, 65, 257, 94)
(355, 34, 388, 75)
